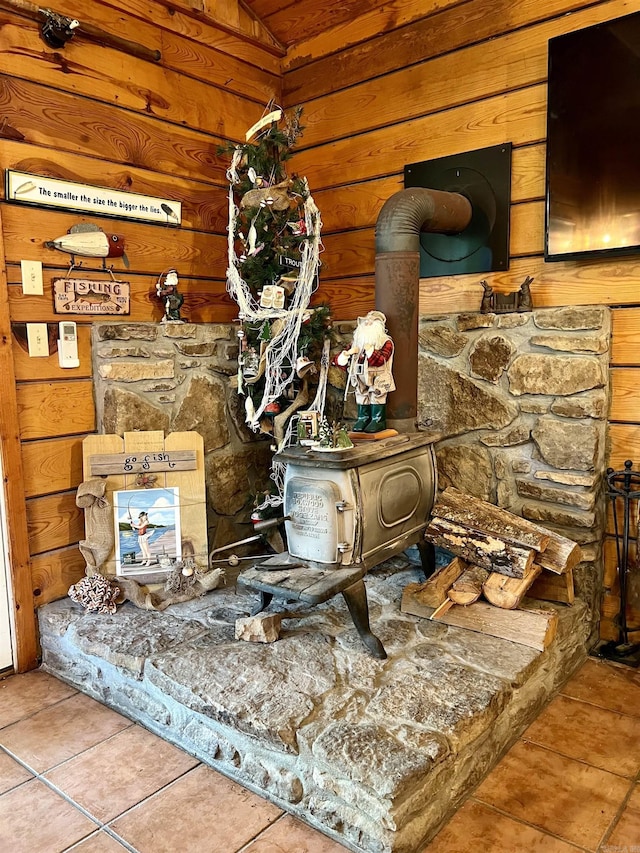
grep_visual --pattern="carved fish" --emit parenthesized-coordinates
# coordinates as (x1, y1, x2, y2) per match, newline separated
(45, 223, 128, 267)
(64, 290, 122, 311)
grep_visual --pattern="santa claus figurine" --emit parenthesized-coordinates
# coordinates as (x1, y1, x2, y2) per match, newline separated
(334, 310, 395, 433)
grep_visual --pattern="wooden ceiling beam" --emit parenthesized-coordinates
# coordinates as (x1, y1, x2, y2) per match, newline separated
(158, 0, 286, 56)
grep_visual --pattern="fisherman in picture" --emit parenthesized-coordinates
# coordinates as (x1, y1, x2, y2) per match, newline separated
(130, 511, 153, 566)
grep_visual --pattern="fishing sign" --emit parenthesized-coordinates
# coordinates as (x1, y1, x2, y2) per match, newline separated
(53, 277, 130, 315)
(5, 170, 182, 226)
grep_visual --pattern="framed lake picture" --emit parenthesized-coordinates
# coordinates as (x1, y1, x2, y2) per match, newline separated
(113, 487, 181, 582)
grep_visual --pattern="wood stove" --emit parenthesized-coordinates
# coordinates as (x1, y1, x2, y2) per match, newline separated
(238, 433, 437, 657)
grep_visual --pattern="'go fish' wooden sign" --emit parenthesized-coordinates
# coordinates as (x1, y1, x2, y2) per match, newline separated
(90, 450, 197, 476)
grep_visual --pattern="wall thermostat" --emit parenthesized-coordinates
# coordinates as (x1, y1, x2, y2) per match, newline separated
(58, 321, 79, 368)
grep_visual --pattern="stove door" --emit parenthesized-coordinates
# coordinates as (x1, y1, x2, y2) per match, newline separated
(284, 476, 343, 564)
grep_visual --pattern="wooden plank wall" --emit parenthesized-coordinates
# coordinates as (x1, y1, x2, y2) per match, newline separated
(0, 0, 281, 665)
(283, 0, 640, 642)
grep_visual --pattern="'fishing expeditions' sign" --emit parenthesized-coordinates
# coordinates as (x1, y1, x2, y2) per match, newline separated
(53, 278, 131, 315)
(6, 170, 182, 226)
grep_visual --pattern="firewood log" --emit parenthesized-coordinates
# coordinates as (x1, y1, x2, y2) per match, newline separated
(525, 528, 581, 575)
(529, 567, 575, 604)
(448, 565, 490, 605)
(425, 516, 535, 578)
(401, 557, 467, 609)
(402, 598, 559, 652)
(482, 563, 542, 609)
(434, 488, 550, 552)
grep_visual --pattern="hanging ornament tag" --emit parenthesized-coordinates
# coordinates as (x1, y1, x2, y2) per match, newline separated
(260, 285, 285, 310)
(245, 109, 283, 142)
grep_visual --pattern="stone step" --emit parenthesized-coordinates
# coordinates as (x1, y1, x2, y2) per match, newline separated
(38, 562, 589, 853)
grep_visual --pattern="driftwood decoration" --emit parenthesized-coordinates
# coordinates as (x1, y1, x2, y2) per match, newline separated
(75, 478, 114, 575)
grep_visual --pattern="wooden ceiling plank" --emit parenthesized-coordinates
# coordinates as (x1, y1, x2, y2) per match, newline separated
(261, 0, 381, 47)
(155, 0, 285, 54)
(284, 0, 457, 69)
(283, 0, 598, 102)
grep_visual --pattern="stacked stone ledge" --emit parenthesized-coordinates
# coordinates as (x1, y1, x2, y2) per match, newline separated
(417, 306, 611, 641)
(92, 323, 273, 553)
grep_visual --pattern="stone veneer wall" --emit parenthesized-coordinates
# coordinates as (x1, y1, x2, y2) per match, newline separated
(417, 305, 611, 642)
(92, 309, 611, 642)
(92, 322, 273, 552)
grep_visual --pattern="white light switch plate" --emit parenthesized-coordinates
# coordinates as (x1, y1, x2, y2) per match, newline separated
(26, 323, 49, 358)
(21, 260, 43, 295)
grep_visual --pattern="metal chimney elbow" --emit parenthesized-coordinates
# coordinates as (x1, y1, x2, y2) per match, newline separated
(376, 187, 472, 253)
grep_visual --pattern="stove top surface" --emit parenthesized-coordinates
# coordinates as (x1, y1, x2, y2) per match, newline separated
(278, 431, 437, 468)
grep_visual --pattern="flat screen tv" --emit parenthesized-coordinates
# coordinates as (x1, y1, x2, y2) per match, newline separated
(545, 12, 640, 262)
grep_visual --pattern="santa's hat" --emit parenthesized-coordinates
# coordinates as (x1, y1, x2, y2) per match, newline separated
(362, 310, 387, 326)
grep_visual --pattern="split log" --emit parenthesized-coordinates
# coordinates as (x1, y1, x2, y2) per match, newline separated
(529, 567, 575, 604)
(482, 563, 542, 610)
(403, 597, 558, 652)
(425, 516, 535, 578)
(433, 488, 550, 552)
(524, 525, 582, 575)
(449, 565, 490, 605)
(431, 597, 455, 619)
(428, 488, 580, 575)
(401, 557, 466, 609)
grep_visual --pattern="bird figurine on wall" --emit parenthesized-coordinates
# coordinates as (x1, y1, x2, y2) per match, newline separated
(45, 222, 129, 268)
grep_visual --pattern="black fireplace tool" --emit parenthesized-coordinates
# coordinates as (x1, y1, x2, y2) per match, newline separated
(596, 460, 640, 667)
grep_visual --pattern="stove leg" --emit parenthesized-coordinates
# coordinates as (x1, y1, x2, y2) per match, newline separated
(342, 580, 387, 659)
(417, 540, 436, 580)
(251, 591, 273, 616)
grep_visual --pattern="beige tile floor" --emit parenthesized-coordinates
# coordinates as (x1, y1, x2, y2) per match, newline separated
(0, 658, 638, 852)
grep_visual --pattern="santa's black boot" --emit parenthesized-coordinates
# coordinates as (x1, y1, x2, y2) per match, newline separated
(352, 404, 371, 431)
(364, 403, 386, 433)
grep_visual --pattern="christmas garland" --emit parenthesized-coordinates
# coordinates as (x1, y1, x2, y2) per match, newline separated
(223, 108, 330, 437)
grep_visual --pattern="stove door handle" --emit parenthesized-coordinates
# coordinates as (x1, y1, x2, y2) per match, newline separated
(336, 501, 352, 513)
(251, 515, 290, 532)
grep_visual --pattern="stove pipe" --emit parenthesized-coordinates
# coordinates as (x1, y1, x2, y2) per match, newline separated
(375, 188, 472, 432)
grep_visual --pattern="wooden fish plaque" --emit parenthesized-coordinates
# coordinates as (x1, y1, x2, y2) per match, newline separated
(90, 450, 197, 476)
(53, 277, 130, 315)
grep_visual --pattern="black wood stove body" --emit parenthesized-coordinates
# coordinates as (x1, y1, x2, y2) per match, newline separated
(238, 433, 437, 657)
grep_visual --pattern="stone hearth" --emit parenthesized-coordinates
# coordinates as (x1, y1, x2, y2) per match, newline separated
(40, 557, 590, 853)
(62, 305, 610, 851)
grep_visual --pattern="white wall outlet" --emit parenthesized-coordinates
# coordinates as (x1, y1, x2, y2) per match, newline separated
(20, 260, 44, 295)
(26, 323, 50, 358)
